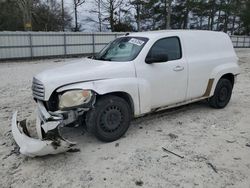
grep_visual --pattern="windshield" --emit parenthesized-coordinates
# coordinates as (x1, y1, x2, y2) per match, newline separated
(93, 37, 149, 62)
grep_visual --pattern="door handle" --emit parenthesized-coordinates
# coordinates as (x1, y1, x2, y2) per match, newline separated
(173, 66, 184, 71)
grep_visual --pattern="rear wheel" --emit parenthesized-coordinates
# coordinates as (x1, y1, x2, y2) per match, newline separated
(85, 95, 131, 142)
(208, 78, 233, 109)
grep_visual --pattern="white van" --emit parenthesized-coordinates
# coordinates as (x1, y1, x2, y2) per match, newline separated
(12, 30, 240, 156)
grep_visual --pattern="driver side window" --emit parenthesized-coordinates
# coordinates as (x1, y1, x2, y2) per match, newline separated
(146, 37, 182, 62)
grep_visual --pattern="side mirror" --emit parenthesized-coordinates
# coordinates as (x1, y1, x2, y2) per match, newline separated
(145, 53, 168, 64)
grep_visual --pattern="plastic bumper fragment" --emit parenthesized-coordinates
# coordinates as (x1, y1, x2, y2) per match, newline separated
(11, 111, 76, 157)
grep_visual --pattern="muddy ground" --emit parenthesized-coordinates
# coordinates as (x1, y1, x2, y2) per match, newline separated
(0, 49, 250, 188)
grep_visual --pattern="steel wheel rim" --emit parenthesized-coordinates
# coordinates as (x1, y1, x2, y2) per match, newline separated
(219, 87, 228, 102)
(100, 105, 123, 133)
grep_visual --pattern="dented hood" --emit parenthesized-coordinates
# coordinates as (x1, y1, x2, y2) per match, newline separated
(35, 58, 135, 100)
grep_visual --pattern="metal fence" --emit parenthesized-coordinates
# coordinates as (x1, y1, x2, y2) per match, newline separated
(0, 32, 125, 60)
(0, 32, 249, 60)
(231, 35, 250, 48)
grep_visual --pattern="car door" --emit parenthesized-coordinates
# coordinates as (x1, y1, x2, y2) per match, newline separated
(136, 36, 188, 109)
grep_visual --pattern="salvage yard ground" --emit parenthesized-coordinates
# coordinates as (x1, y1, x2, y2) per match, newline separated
(0, 49, 250, 188)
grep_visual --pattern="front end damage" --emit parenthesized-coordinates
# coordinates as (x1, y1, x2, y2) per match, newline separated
(12, 101, 75, 157)
(12, 112, 75, 157)
(11, 98, 91, 157)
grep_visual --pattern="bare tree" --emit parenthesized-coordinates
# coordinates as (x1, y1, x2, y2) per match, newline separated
(73, 0, 85, 31)
(129, 0, 143, 31)
(101, 0, 123, 31)
(207, 0, 217, 30)
(17, 0, 32, 31)
(61, 0, 65, 31)
(88, 0, 103, 31)
(166, 0, 172, 29)
(96, 0, 102, 31)
(84, 0, 106, 31)
(216, 0, 222, 30)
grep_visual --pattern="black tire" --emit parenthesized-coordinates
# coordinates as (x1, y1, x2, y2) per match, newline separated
(208, 78, 233, 109)
(85, 95, 131, 142)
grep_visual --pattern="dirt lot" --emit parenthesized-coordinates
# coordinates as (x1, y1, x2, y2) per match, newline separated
(0, 49, 250, 188)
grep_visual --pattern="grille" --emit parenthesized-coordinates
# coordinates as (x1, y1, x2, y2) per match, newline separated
(32, 78, 45, 100)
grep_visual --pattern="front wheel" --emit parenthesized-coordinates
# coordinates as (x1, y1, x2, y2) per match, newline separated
(85, 95, 131, 142)
(208, 78, 233, 109)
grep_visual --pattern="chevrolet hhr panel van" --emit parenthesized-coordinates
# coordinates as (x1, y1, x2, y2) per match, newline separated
(12, 30, 240, 156)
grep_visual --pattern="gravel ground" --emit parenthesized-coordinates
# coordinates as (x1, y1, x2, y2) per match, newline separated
(0, 49, 250, 188)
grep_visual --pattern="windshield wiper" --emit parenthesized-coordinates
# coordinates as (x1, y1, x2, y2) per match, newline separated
(88, 55, 96, 60)
(99, 57, 112, 61)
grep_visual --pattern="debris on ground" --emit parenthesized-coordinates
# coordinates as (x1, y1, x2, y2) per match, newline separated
(162, 147, 184, 159)
(206, 162, 218, 173)
(226, 140, 236, 143)
(115, 143, 119, 147)
(156, 129, 163, 132)
(211, 124, 216, 128)
(193, 155, 218, 173)
(67, 148, 80, 153)
(168, 133, 178, 139)
(177, 121, 183, 125)
(135, 180, 144, 186)
(234, 157, 241, 160)
(246, 143, 250, 147)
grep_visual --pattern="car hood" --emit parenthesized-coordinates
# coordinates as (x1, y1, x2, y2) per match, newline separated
(35, 58, 135, 100)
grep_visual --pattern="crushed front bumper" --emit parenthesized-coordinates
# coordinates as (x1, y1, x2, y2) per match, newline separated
(11, 102, 76, 157)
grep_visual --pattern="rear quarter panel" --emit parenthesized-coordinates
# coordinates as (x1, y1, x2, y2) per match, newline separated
(182, 31, 239, 99)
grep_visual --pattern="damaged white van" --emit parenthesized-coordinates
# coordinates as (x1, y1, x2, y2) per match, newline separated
(12, 30, 240, 157)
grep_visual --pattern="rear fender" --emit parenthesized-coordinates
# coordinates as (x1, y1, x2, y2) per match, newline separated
(209, 63, 240, 97)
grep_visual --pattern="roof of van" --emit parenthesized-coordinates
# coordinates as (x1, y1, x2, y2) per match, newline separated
(128, 30, 226, 39)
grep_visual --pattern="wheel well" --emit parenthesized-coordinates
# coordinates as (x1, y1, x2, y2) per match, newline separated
(221, 73, 235, 86)
(97, 92, 135, 116)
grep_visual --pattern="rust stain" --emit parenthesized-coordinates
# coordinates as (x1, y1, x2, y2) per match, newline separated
(203, 79, 214, 97)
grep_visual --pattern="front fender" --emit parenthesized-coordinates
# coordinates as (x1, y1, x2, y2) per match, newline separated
(56, 78, 141, 116)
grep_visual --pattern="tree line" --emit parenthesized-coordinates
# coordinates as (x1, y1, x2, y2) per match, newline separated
(0, 0, 72, 31)
(0, 0, 250, 35)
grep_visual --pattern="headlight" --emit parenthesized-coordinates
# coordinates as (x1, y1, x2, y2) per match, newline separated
(59, 90, 93, 109)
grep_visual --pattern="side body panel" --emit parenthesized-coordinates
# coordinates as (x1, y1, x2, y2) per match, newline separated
(182, 31, 239, 99)
(133, 34, 188, 113)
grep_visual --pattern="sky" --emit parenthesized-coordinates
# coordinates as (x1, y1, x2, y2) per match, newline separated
(60, 0, 131, 32)
(62, 0, 99, 31)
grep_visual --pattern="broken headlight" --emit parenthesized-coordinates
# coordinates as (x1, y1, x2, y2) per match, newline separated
(59, 90, 93, 109)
